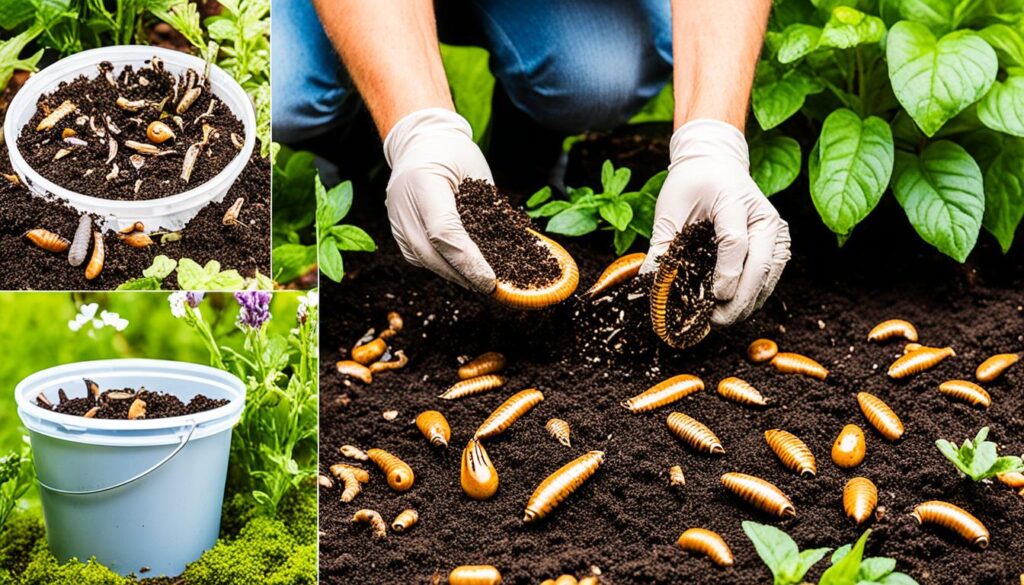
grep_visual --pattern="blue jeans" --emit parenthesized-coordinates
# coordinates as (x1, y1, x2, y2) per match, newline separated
(272, 0, 673, 143)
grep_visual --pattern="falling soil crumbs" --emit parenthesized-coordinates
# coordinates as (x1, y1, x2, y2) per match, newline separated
(456, 178, 561, 288)
(319, 137, 1024, 585)
(17, 58, 244, 201)
(652, 220, 717, 350)
(39, 384, 227, 419)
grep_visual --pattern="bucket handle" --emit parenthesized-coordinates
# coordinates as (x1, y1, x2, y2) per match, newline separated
(37, 419, 198, 496)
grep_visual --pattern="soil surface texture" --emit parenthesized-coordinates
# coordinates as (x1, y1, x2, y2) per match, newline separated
(0, 138, 269, 290)
(457, 178, 561, 288)
(17, 58, 245, 200)
(42, 385, 227, 419)
(319, 132, 1024, 585)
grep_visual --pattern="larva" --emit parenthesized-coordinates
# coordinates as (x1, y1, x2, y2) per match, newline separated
(578, 577, 599, 585)
(976, 353, 1020, 383)
(677, 528, 734, 568)
(856, 392, 904, 441)
(318, 474, 333, 489)
(475, 389, 544, 440)
(416, 410, 451, 448)
(868, 319, 918, 342)
(911, 501, 989, 548)
(84, 232, 104, 280)
(336, 360, 372, 384)
(68, 214, 92, 267)
(458, 352, 506, 380)
(460, 438, 498, 500)
(492, 230, 579, 310)
(649, 262, 677, 344)
(340, 445, 368, 460)
(717, 377, 767, 407)
(329, 463, 370, 483)
(369, 350, 408, 373)
(367, 448, 414, 492)
(146, 120, 175, 143)
(904, 343, 923, 355)
(379, 311, 404, 339)
(127, 398, 146, 420)
(747, 338, 778, 363)
(440, 375, 506, 400)
(667, 412, 724, 455)
(720, 472, 795, 517)
(770, 352, 828, 380)
(523, 451, 605, 522)
(448, 565, 502, 585)
(333, 468, 364, 503)
(938, 380, 991, 408)
(585, 252, 645, 297)
(351, 338, 387, 365)
(997, 472, 1024, 489)
(764, 429, 816, 477)
(25, 229, 70, 253)
(832, 424, 866, 468)
(119, 232, 153, 248)
(351, 509, 387, 540)
(669, 465, 686, 487)
(621, 374, 704, 412)
(888, 346, 954, 379)
(546, 418, 572, 447)
(36, 100, 76, 131)
(843, 477, 878, 525)
(391, 509, 419, 533)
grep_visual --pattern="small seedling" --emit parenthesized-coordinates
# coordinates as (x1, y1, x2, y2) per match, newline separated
(936, 426, 1023, 481)
(741, 521, 830, 585)
(819, 530, 919, 585)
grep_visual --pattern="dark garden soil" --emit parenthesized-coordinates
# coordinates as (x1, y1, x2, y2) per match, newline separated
(457, 177, 561, 288)
(319, 130, 1024, 585)
(17, 59, 245, 201)
(39, 384, 227, 419)
(0, 137, 270, 290)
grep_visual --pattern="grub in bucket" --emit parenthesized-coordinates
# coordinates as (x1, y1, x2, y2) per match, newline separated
(50, 386, 228, 419)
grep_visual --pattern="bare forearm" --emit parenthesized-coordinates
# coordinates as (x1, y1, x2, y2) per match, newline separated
(671, 0, 771, 131)
(313, 0, 453, 138)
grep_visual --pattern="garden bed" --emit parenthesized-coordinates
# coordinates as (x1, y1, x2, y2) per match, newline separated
(319, 132, 1024, 584)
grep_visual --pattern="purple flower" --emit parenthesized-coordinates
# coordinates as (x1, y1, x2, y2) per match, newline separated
(235, 291, 272, 329)
(186, 292, 205, 308)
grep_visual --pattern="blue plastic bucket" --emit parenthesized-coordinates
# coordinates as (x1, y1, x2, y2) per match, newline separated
(14, 359, 246, 577)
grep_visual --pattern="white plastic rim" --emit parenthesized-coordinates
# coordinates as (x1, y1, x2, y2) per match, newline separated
(3, 46, 256, 232)
(14, 358, 246, 447)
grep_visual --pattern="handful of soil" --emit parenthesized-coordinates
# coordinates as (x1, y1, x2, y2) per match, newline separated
(36, 380, 228, 420)
(455, 178, 561, 289)
(18, 57, 245, 201)
(650, 220, 717, 349)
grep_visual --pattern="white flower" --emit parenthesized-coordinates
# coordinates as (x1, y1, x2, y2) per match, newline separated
(68, 303, 100, 332)
(69, 304, 128, 332)
(169, 292, 188, 319)
(100, 310, 129, 331)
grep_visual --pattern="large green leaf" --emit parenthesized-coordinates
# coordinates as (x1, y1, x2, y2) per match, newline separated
(778, 24, 823, 64)
(977, 76, 1024, 136)
(440, 44, 495, 143)
(809, 109, 894, 240)
(546, 208, 599, 236)
(817, 7, 886, 49)
(892, 141, 985, 262)
(981, 137, 1024, 252)
(979, 24, 1024, 68)
(895, 0, 954, 34)
(750, 135, 802, 196)
(752, 63, 824, 130)
(887, 22, 998, 137)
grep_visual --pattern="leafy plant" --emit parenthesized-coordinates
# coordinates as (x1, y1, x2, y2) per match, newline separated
(316, 176, 377, 282)
(936, 426, 1024, 481)
(0, 24, 43, 92)
(742, 520, 831, 585)
(440, 43, 494, 144)
(526, 160, 666, 254)
(820, 530, 918, 585)
(0, 448, 32, 533)
(117, 255, 270, 291)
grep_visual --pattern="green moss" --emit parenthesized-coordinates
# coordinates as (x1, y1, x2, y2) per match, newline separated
(0, 510, 45, 575)
(276, 485, 317, 546)
(181, 516, 314, 585)
(18, 542, 127, 585)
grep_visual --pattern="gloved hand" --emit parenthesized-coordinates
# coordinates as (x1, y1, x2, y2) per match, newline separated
(383, 108, 496, 293)
(640, 119, 791, 326)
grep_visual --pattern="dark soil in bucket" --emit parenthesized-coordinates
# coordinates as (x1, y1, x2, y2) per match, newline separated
(17, 58, 245, 201)
(0, 137, 270, 290)
(456, 178, 561, 288)
(38, 383, 227, 419)
(318, 132, 1024, 585)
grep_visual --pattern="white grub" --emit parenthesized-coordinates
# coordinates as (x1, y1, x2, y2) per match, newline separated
(53, 148, 73, 161)
(129, 154, 145, 170)
(230, 132, 244, 150)
(134, 179, 143, 194)
(172, 116, 185, 130)
(223, 197, 244, 226)
(106, 139, 118, 164)
(340, 445, 368, 460)
(177, 87, 202, 114)
(383, 410, 399, 421)
(36, 100, 76, 131)
(75, 115, 87, 126)
(105, 164, 119, 181)
(124, 140, 162, 155)
(116, 97, 148, 112)
(194, 99, 216, 124)
(105, 116, 121, 135)
(138, 76, 149, 86)
(64, 136, 88, 147)
(83, 169, 93, 177)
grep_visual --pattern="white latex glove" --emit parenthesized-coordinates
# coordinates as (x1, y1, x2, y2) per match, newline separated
(640, 119, 791, 326)
(383, 108, 497, 293)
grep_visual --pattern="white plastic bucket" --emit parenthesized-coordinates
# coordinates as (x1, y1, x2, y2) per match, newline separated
(14, 359, 246, 577)
(3, 46, 256, 232)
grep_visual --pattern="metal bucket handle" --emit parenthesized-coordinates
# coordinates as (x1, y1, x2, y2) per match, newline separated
(36, 419, 198, 495)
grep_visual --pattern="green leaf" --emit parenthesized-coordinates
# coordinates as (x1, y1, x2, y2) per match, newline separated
(613, 228, 637, 255)
(936, 438, 972, 476)
(568, 186, 594, 203)
(977, 76, 1024, 136)
(860, 557, 897, 581)
(601, 162, 631, 195)
(622, 192, 657, 238)
(778, 23, 823, 64)
(820, 530, 870, 585)
(143, 255, 178, 279)
(988, 456, 1024, 476)
(979, 24, 1024, 68)
(330, 225, 377, 252)
(115, 277, 163, 290)
(601, 161, 614, 191)
(832, 544, 853, 563)
(792, 548, 832, 583)
(892, 141, 985, 262)
(751, 135, 802, 196)
(527, 200, 572, 219)
(0, 24, 43, 92)
(546, 208, 600, 236)
(526, 186, 553, 207)
(887, 22, 998, 137)
(742, 521, 799, 582)
(599, 200, 634, 231)
(176, 259, 246, 291)
(818, 7, 886, 50)
(319, 239, 344, 282)
(936, 427, 1022, 480)
(271, 243, 317, 284)
(880, 572, 921, 585)
(894, 0, 954, 34)
(440, 44, 495, 143)
(809, 109, 894, 239)
(753, 63, 825, 130)
(970, 439, 998, 478)
(640, 171, 668, 196)
(316, 177, 353, 232)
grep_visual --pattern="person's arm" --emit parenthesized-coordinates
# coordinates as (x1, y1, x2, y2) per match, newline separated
(642, 0, 790, 327)
(671, 0, 770, 130)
